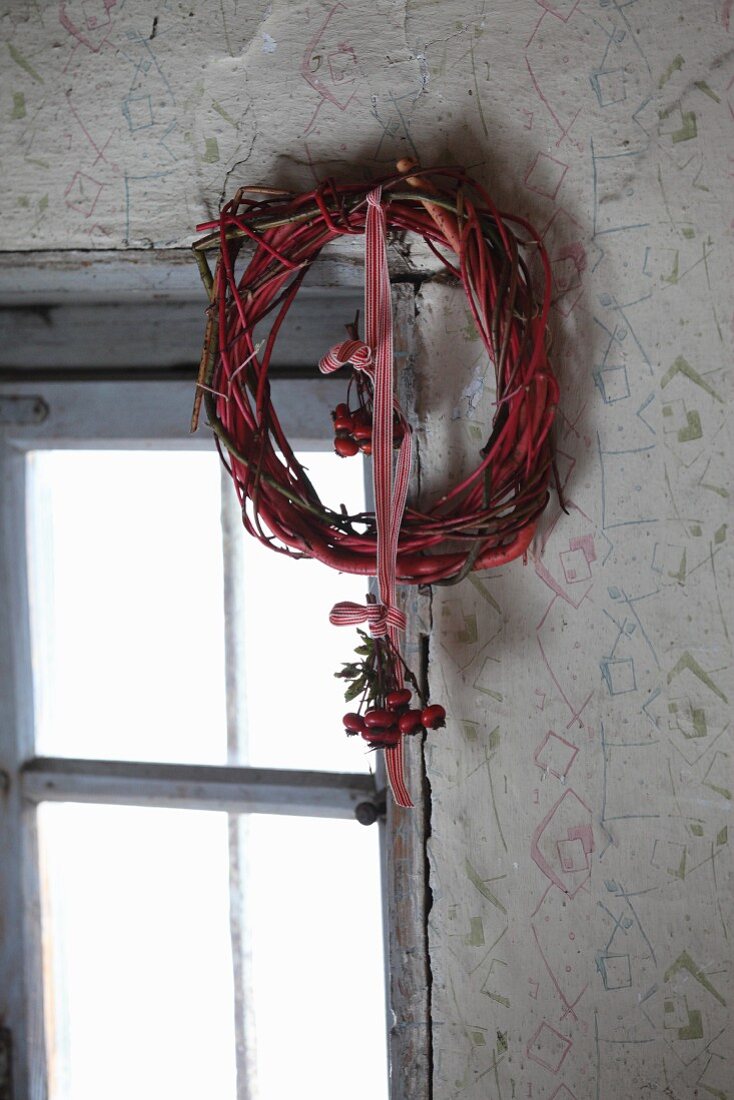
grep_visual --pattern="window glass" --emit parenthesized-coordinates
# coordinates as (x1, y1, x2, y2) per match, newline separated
(28, 450, 228, 765)
(247, 813, 387, 1099)
(38, 805, 388, 1100)
(238, 450, 373, 773)
(28, 448, 373, 774)
(38, 804, 237, 1100)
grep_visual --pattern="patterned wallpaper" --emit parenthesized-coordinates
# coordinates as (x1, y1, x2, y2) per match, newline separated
(415, 4, 733, 1098)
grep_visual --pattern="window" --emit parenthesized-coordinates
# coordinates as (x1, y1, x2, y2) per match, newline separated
(0, 376, 398, 1099)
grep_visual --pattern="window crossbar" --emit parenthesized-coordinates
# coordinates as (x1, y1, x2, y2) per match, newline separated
(20, 757, 378, 819)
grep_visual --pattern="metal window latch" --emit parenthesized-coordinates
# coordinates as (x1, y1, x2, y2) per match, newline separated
(354, 790, 387, 826)
(0, 396, 49, 425)
(0, 1026, 13, 1100)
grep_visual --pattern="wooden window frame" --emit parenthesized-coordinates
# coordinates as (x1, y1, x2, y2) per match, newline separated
(0, 283, 430, 1100)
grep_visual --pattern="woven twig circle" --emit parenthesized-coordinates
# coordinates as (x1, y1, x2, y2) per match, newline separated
(192, 164, 559, 586)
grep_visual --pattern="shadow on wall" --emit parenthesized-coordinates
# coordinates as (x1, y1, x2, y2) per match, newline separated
(397, 114, 600, 635)
(266, 109, 599, 469)
(252, 118, 600, 635)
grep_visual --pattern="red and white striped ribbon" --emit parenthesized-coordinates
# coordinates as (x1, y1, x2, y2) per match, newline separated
(319, 338, 373, 375)
(329, 600, 406, 636)
(319, 187, 414, 808)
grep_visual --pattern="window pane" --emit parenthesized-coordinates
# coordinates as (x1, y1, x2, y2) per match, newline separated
(28, 448, 374, 774)
(38, 805, 388, 1100)
(38, 803, 237, 1100)
(27, 451, 227, 765)
(237, 450, 374, 773)
(248, 814, 388, 1099)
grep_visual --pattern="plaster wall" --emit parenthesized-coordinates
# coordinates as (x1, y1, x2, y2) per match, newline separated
(1, 2, 732, 1098)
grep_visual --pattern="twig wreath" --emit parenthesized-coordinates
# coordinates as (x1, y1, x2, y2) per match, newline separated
(192, 159, 559, 807)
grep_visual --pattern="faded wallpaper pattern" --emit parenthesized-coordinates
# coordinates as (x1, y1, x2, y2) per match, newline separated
(1, 2, 732, 1099)
(415, 7, 733, 1100)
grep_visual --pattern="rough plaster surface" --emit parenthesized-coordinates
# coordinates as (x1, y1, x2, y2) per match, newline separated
(1, 0, 441, 249)
(1, 1, 732, 1098)
(407, 11, 733, 1100)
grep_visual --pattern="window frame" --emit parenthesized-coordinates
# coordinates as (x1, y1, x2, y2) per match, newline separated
(0, 347, 430, 1098)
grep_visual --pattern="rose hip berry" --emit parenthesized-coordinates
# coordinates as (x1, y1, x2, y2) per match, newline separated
(362, 727, 400, 747)
(398, 709, 424, 736)
(421, 704, 446, 730)
(334, 436, 359, 458)
(343, 712, 365, 735)
(378, 728, 400, 747)
(386, 688, 412, 710)
(364, 708, 395, 729)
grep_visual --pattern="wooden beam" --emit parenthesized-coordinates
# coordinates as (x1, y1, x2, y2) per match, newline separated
(0, 246, 434, 304)
(385, 285, 433, 1100)
(0, 378, 345, 451)
(0, 444, 48, 1100)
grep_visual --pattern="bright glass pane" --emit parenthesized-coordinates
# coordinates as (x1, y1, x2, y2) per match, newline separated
(248, 814, 387, 1099)
(38, 803, 237, 1100)
(27, 451, 227, 765)
(38, 806, 388, 1100)
(239, 450, 373, 772)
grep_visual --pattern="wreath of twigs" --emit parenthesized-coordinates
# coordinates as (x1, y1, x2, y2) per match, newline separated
(191, 161, 560, 587)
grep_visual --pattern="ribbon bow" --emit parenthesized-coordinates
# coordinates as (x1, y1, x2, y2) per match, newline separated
(329, 599, 407, 637)
(320, 186, 414, 808)
(319, 338, 373, 376)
